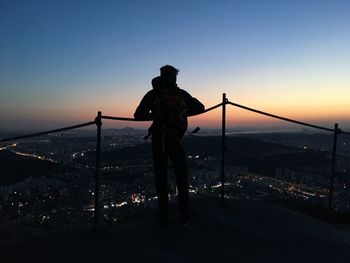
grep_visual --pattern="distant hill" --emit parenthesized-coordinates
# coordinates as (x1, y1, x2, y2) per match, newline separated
(80, 136, 330, 178)
(91, 136, 291, 162)
(1, 136, 332, 186)
(0, 150, 64, 186)
(186, 136, 330, 176)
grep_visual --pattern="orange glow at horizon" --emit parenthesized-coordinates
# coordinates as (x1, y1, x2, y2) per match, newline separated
(68, 96, 350, 129)
(2, 90, 348, 130)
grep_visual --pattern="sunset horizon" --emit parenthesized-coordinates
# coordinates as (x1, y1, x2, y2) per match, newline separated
(1, 0, 349, 131)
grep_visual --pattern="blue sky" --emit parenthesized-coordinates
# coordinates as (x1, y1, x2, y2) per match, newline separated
(1, 0, 350, 130)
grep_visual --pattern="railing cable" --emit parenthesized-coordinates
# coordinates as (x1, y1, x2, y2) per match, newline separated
(0, 121, 96, 143)
(101, 116, 141, 122)
(202, 102, 223, 114)
(340, 130, 350, 136)
(227, 101, 335, 133)
(101, 103, 224, 122)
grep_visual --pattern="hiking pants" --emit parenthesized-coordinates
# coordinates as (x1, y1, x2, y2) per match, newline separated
(152, 131, 189, 221)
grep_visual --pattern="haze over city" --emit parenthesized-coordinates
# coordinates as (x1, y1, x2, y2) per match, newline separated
(1, 0, 349, 130)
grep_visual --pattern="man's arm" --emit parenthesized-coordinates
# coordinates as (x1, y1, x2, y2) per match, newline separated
(134, 90, 154, 121)
(181, 90, 205, 116)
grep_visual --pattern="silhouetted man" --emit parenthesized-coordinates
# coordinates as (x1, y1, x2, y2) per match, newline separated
(134, 65, 204, 227)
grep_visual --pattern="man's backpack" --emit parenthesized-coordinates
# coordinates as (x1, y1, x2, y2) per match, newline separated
(151, 89, 188, 137)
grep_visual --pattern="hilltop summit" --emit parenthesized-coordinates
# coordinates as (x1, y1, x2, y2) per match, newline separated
(1, 197, 350, 263)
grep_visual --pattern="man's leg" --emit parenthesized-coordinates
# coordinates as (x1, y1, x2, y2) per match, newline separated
(168, 137, 189, 223)
(152, 140, 169, 226)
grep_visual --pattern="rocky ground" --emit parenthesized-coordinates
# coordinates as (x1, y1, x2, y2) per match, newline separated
(1, 197, 350, 263)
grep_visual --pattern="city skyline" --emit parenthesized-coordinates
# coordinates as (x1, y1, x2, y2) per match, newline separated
(1, 0, 350, 130)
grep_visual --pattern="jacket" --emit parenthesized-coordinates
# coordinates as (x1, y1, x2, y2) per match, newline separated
(134, 76, 205, 121)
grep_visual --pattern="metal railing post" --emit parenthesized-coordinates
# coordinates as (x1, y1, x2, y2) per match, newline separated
(94, 111, 102, 231)
(221, 93, 227, 205)
(328, 123, 339, 212)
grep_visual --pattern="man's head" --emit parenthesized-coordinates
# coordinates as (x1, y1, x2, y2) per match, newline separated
(160, 65, 179, 83)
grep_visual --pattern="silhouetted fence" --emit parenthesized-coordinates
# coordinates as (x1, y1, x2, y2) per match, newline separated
(1, 93, 349, 230)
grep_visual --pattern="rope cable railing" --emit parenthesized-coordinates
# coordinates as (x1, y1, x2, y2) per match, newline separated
(100, 116, 142, 122)
(227, 101, 336, 133)
(340, 130, 350, 136)
(0, 121, 96, 143)
(201, 102, 223, 114)
(100, 102, 224, 122)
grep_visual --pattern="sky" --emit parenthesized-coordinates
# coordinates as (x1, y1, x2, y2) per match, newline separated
(1, 0, 350, 131)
